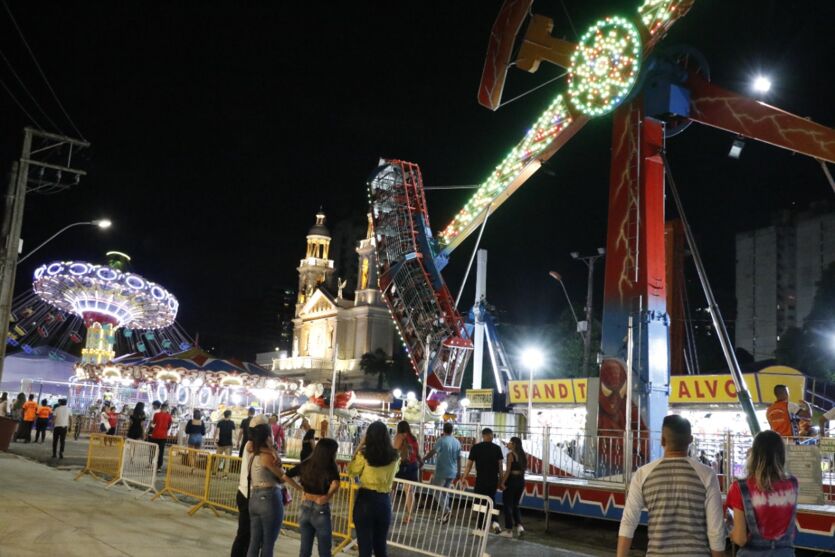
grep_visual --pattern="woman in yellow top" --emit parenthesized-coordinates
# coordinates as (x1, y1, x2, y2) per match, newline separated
(348, 421, 400, 557)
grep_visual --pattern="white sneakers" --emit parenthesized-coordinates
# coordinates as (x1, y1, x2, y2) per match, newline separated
(491, 521, 503, 534)
(516, 524, 525, 537)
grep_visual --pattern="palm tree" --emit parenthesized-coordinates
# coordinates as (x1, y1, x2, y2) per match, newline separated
(360, 349, 390, 391)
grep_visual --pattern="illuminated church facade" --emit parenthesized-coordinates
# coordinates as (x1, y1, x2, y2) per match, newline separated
(270, 210, 395, 388)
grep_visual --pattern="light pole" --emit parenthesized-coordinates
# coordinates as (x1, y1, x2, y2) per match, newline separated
(521, 347, 543, 435)
(548, 271, 582, 330)
(570, 248, 605, 376)
(18, 219, 112, 264)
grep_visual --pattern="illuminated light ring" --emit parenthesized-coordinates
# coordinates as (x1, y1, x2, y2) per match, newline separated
(567, 16, 642, 117)
(125, 275, 145, 290)
(69, 263, 89, 276)
(197, 386, 212, 407)
(438, 95, 572, 244)
(46, 263, 64, 276)
(96, 267, 118, 281)
(31, 260, 179, 330)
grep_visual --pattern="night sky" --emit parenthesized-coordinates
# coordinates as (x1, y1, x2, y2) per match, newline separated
(1, 1, 833, 363)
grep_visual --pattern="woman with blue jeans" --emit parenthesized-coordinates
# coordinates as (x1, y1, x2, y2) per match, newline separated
(286, 438, 340, 557)
(247, 421, 291, 557)
(348, 421, 400, 557)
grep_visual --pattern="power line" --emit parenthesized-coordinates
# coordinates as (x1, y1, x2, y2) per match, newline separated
(0, 47, 64, 133)
(0, 74, 42, 129)
(1, 0, 84, 140)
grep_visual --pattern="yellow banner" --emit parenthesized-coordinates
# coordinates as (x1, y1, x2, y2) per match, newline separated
(669, 374, 760, 403)
(466, 389, 494, 409)
(507, 379, 585, 404)
(508, 369, 805, 406)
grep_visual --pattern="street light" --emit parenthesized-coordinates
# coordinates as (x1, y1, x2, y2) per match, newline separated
(18, 219, 113, 264)
(752, 75, 772, 94)
(521, 347, 544, 434)
(548, 271, 582, 330)
(569, 249, 605, 376)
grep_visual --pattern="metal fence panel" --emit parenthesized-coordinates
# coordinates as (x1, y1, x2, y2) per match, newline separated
(75, 433, 124, 486)
(117, 438, 158, 495)
(387, 478, 492, 557)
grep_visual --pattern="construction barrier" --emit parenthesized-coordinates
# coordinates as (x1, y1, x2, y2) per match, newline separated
(386, 478, 492, 557)
(115, 438, 159, 496)
(153, 445, 212, 514)
(75, 433, 125, 486)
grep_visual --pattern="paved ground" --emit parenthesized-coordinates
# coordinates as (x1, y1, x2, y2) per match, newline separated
(1, 444, 599, 557)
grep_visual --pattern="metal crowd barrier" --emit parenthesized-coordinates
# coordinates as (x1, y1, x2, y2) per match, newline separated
(384, 478, 492, 557)
(153, 445, 212, 514)
(282, 470, 356, 554)
(75, 433, 125, 486)
(116, 438, 159, 495)
(203, 453, 242, 514)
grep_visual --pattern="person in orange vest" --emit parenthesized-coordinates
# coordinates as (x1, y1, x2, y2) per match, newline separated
(34, 399, 52, 443)
(766, 384, 811, 438)
(19, 394, 37, 443)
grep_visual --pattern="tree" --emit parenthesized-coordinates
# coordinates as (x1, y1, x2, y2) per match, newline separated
(499, 307, 600, 378)
(359, 348, 390, 391)
(776, 261, 835, 381)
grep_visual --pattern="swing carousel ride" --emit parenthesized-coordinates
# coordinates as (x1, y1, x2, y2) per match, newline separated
(8, 251, 190, 364)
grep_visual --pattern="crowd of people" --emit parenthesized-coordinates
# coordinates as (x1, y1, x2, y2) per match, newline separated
(3, 383, 833, 557)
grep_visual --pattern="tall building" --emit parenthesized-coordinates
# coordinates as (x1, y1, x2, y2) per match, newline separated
(735, 205, 835, 360)
(261, 211, 396, 388)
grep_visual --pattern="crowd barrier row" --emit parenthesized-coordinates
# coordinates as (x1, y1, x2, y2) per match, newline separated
(75, 434, 159, 495)
(78, 435, 492, 556)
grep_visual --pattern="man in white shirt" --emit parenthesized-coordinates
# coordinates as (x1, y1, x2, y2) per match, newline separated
(617, 415, 725, 557)
(52, 399, 71, 459)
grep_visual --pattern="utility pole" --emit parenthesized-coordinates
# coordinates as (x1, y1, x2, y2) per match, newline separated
(0, 128, 89, 384)
(571, 248, 605, 376)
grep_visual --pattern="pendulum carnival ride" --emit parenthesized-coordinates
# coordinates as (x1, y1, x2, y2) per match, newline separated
(369, 0, 835, 459)
(8, 251, 191, 363)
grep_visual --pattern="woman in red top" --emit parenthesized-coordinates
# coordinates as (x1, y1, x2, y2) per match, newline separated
(392, 420, 422, 524)
(728, 430, 799, 556)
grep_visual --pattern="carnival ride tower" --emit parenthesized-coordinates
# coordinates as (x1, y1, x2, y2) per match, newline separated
(29, 254, 180, 363)
(369, 0, 835, 447)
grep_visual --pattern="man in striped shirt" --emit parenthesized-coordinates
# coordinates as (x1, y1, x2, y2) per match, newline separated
(617, 415, 726, 557)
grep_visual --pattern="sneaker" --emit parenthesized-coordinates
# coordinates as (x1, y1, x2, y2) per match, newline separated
(516, 524, 525, 537)
(491, 521, 502, 534)
(499, 530, 513, 538)
(437, 511, 451, 524)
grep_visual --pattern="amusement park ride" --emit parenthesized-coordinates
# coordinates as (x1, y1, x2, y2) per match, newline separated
(368, 0, 835, 455)
(8, 251, 191, 362)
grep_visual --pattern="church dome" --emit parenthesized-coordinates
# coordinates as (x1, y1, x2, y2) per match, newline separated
(308, 210, 330, 237)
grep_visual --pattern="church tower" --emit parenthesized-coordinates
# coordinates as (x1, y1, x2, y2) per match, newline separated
(296, 210, 334, 316)
(354, 213, 381, 306)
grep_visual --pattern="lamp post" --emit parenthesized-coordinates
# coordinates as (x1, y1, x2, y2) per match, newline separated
(570, 248, 605, 376)
(521, 347, 544, 435)
(18, 219, 112, 264)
